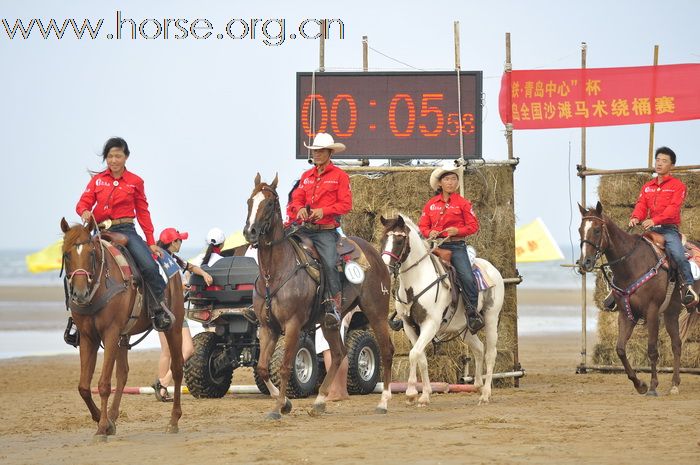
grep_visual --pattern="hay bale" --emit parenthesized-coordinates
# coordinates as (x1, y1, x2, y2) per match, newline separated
(598, 174, 648, 207)
(391, 354, 463, 384)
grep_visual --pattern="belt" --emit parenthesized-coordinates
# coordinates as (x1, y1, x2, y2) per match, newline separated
(98, 217, 135, 230)
(302, 223, 337, 231)
(442, 236, 466, 243)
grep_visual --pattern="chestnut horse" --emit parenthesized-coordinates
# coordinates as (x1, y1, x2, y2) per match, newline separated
(60, 218, 184, 439)
(243, 174, 394, 419)
(577, 202, 697, 396)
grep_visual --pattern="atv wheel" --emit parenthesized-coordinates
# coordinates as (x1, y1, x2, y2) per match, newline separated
(346, 329, 381, 395)
(270, 334, 318, 399)
(184, 332, 233, 398)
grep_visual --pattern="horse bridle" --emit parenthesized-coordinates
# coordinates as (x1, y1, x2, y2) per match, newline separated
(62, 234, 105, 306)
(580, 215, 611, 264)
(381, 229, 411, 275)
(247, 185, 283, 246)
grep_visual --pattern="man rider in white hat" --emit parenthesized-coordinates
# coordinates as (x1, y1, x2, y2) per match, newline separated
(288, 133, 351, 329)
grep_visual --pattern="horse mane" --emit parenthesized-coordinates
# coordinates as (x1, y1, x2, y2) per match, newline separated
(63, 224, 89, 252)
(396, 213, 430, 250)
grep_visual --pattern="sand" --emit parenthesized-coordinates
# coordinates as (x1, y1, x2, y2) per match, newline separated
(1, 286, 699, 464)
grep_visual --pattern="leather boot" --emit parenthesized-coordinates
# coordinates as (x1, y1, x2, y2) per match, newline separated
(602, 291, 617, 311)
(464, 295, 484, 334)
(149, 294, 174, 332)
(323, 292, 342, 329)
(682, 284, 699, 309)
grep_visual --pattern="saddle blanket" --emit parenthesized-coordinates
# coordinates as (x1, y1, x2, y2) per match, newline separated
(472, 261, 494, 291)
(686, 243, 700, 281)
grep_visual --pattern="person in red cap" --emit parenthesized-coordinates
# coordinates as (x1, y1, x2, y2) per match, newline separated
(151, 227, 213, 402)
(288, 133, 352, 329)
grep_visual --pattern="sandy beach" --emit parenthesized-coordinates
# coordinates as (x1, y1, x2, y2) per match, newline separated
(1, 286, 698, 464)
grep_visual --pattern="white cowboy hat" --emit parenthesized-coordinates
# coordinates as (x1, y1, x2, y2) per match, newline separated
(429, 162, 462, 191)
(303, 132, 346, 153)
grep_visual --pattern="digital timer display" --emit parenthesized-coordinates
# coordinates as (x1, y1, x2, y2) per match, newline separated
(296, 71, 482, 159)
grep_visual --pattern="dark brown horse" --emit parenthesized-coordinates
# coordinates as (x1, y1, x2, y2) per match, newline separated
(243, 174, 394, 419)
(60, 218, 184, 439)
(577, 202, 695, 396)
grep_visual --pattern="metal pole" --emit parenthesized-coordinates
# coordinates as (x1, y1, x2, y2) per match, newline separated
(362, 35, 368, 71)
(319, 20, 326, 72)
(578, 42, 588, 374)
(505, 33, 514, 161)
(454, 21, 465, 197)
(648, 45, 659, 168)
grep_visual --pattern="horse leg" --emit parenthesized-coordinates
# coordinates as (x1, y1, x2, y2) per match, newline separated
(94, 329, 120, 440)
(664, 306, 682, 395)
(361, 302, 395, 414)
(164, 325, 183, 433)
(400, 320, 420, 404)
(616, 313, 647, 394)
(77, 335, 101, 423)
(464, 331, 487, 403)
(106, 344, 129, 435)
(256, 325, 284, 419)
(646, 311, 661, 397)
(272, 321, 301, 419)
(311, 325, 345, 416)
(408, 320, 438, 407)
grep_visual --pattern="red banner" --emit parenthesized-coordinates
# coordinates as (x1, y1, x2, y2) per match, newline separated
(499, 64, 700, 129)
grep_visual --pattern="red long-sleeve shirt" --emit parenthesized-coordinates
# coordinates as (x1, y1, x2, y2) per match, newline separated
(288, 163, 352, 227)
(631, 175, 686, 226)
(419, 193, 479, 238)
(76, 168, 156, 245)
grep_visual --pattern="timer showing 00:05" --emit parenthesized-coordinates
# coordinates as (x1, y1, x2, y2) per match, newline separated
(300, 93, 475, 139)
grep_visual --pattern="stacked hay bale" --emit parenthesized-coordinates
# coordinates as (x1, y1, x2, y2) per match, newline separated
(593, 172, 700, 367)
(342, 165, 518, 385)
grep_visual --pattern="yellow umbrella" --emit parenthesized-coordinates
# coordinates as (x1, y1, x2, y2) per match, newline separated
(26, 239, 64, 273)
(221, 231, 248, 252)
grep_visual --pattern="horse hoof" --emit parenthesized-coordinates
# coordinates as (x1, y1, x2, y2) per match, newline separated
(645, 390, 658, 397)
(106, 419, 116, 436)
(635, 383, 648, 395)
(166, 424, 179, 434)
(92, 434, 108, 444)
(670, 386, 680, 395)
(265, 412, 282, 421)
(375, 407, 387, 415)
(281, 398, 293, 415)
(308, 403, 326, 417)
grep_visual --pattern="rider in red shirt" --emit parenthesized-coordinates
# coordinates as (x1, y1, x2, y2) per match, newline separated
(419, 163, 484, 333)
(629, 147, 698, 307)
(76, 137, 174, 331)
(289, 133, 352, 328)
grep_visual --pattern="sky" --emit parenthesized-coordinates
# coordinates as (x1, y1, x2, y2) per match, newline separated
(2, 0, 700, 252)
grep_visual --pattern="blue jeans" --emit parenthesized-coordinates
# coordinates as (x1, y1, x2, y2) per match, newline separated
(304, 228, 341, 296)
(108, 223, 166, 299)
(440, 241, 478, 311)
(651, 225, 694, 285)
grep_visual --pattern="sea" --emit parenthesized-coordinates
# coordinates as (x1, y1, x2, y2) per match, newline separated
(0, 247, 596, 360)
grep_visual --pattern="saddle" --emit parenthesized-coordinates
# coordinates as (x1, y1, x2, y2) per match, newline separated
(293, 234, 363, 269)
(101, 231, 129, 247)
(642, 230, 690, 251)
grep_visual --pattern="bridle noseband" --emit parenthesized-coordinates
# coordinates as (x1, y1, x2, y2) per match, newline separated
(63, 233, 105, 306)
(247, 185, 281, 246)
(580, 215, 610, 264)
(382, 229, 410, 275)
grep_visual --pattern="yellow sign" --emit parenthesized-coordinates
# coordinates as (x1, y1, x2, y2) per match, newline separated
(515, 218, 564, 263)
(26, 239, 63, 273)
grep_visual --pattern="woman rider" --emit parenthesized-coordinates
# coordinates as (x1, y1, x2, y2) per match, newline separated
(76, 137, 174, 331)
(418, 163, 485, 333)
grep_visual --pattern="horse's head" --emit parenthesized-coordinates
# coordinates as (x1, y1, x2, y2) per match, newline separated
(379, 215, 412, 273)
(577, 201, 609, 273)
(60, 217, 99, 305)
(243, 173, 280, 245)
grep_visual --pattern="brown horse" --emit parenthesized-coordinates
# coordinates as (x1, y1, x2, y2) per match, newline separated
(60, 217, 184, 439)
(243, 174, 394, 419)
(577, 202, 695, 396)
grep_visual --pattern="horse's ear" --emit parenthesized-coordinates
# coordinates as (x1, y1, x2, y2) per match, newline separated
(397, 215, 405, 227)
(254, 172, 261, 186)
(595, 201, 603, 215)
(380, 215, 388, 226)
(577, 203, 587, 216)
(60, 217, 70, 233)
(271, 173, 279, 190)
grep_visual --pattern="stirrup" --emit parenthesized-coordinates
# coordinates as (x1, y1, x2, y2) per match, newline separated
(151, 302, 174, 332)
(323, 307, 341, 329)
(63, 317, 80, 347)
(602, 291, 617, 311)
(466, 313, 485, 334)
(682, 285, 699, 308)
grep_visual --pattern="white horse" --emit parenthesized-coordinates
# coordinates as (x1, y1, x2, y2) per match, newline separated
(379, 214, 505, 405)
